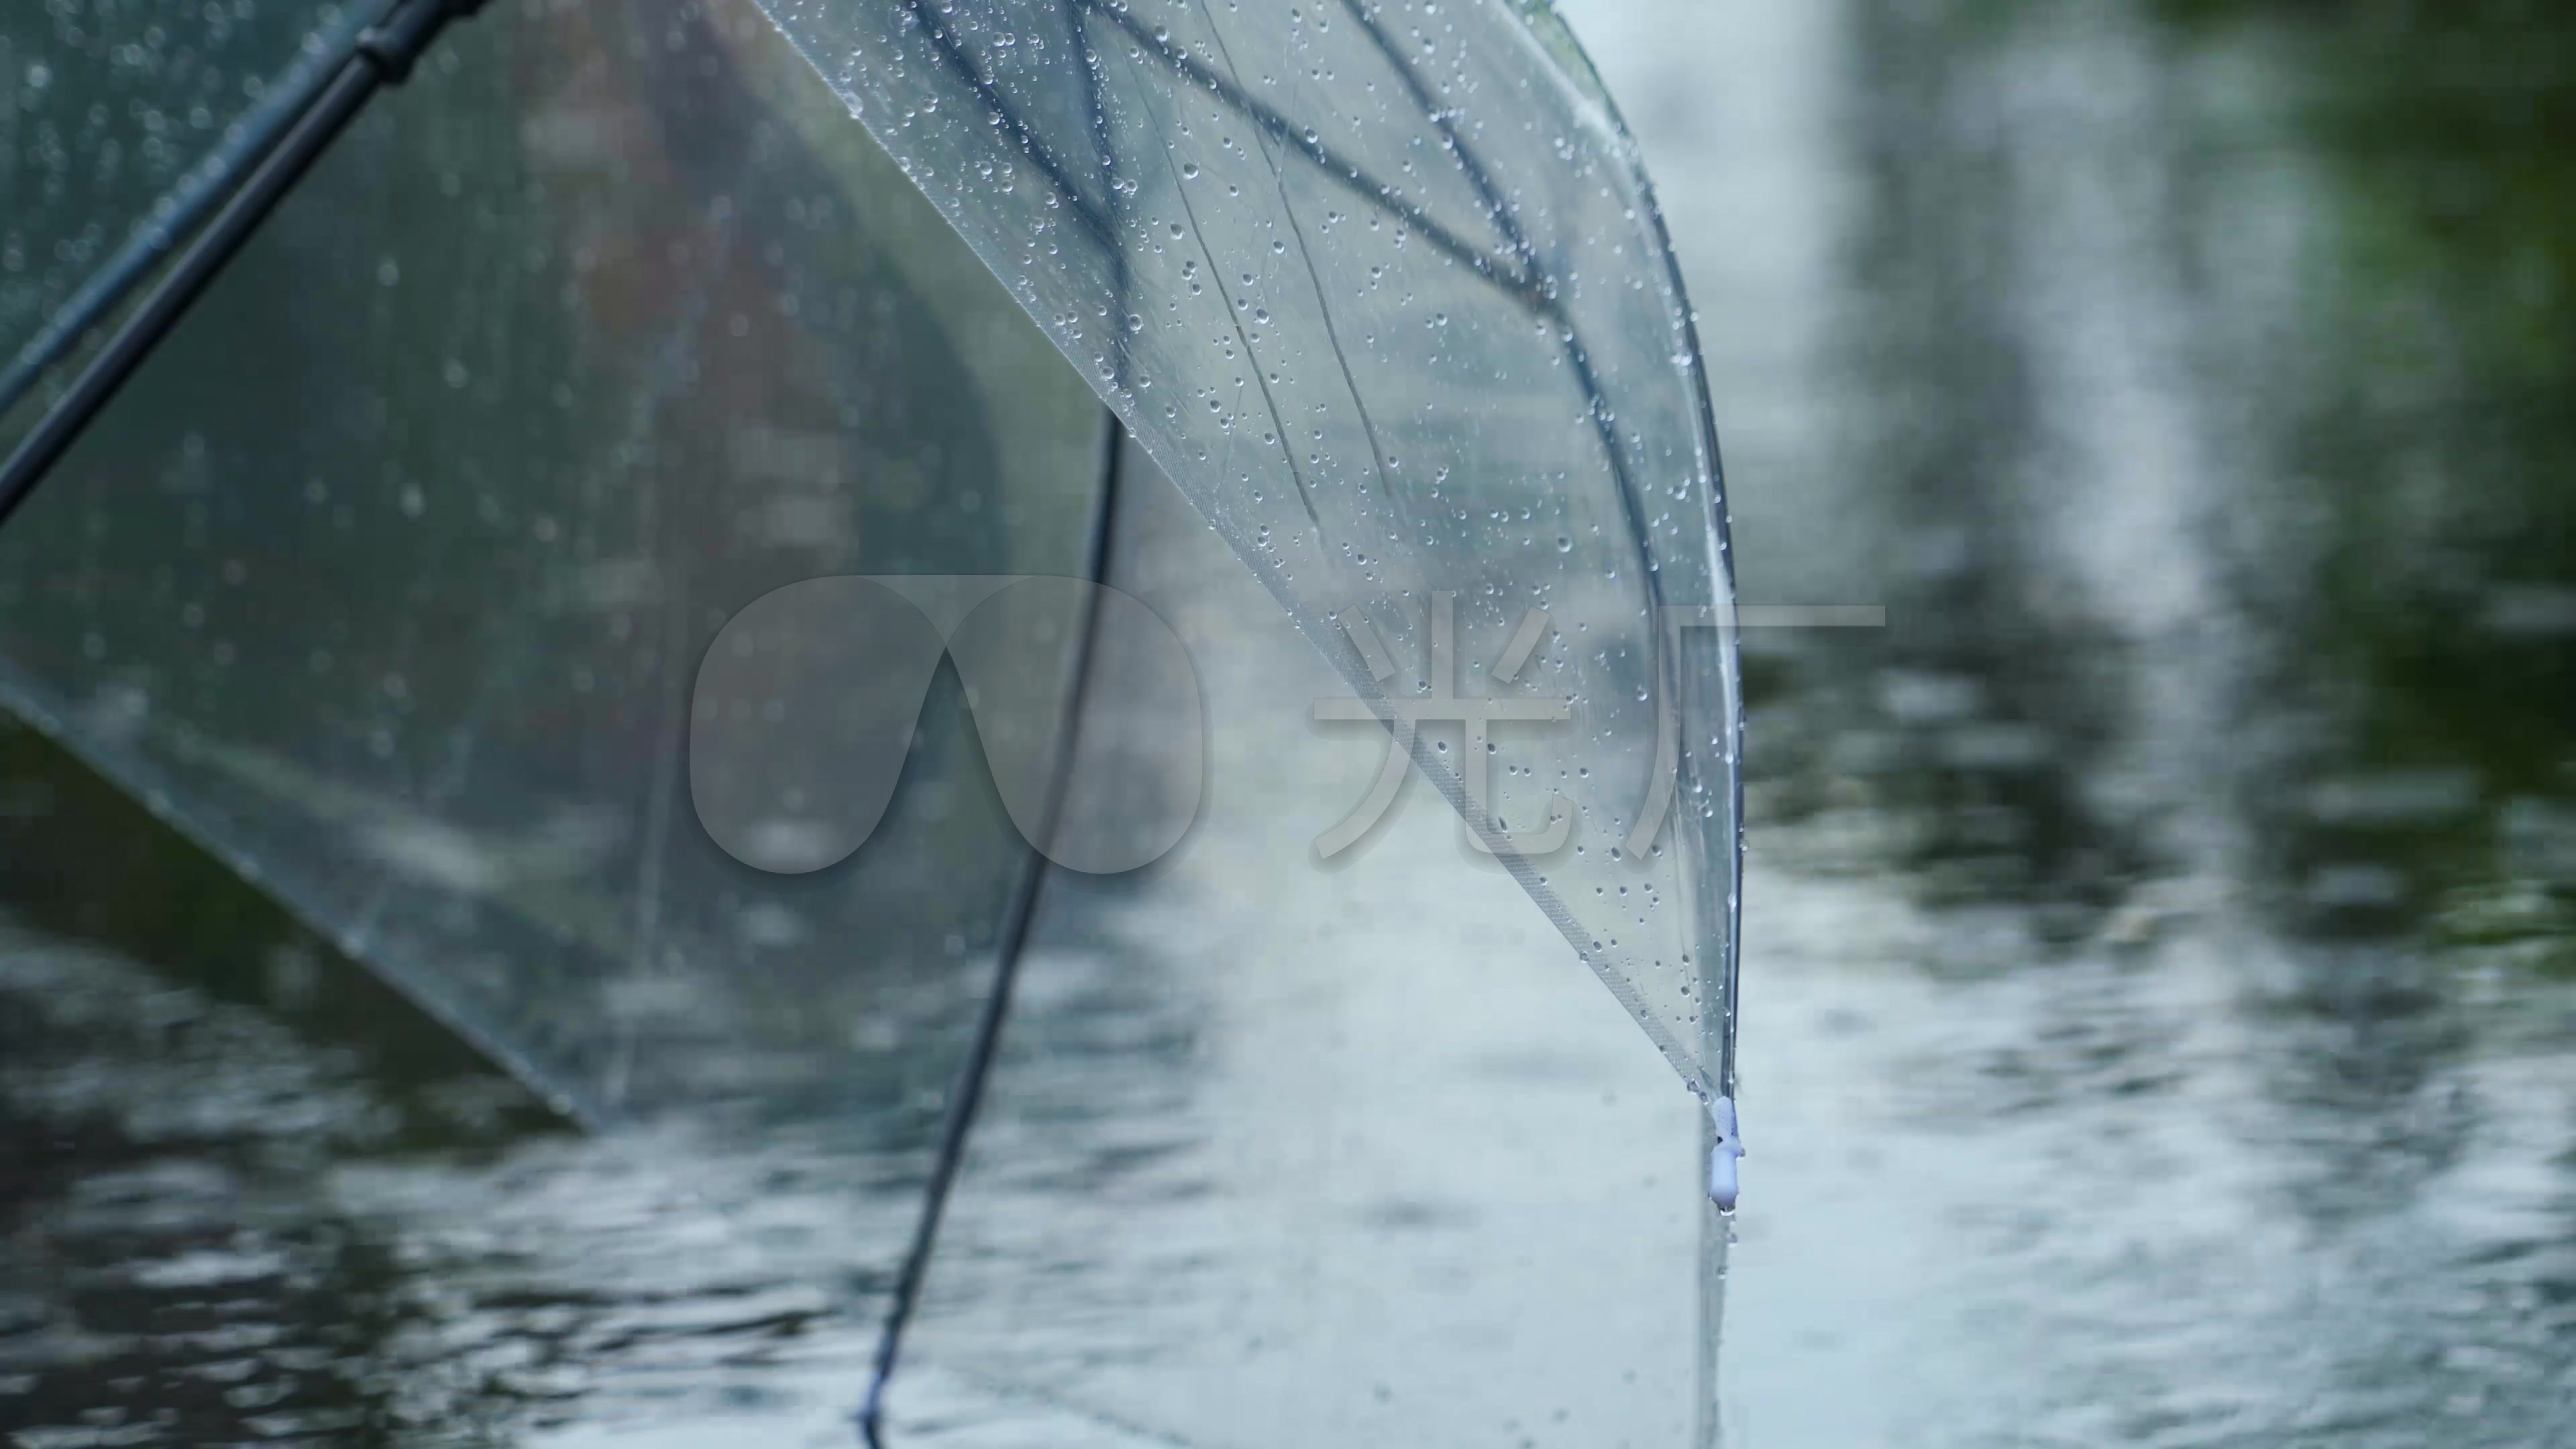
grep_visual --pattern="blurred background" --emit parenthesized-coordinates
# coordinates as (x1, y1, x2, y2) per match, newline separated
(1565, 0, 2576, 1442)
(4, 0, 2574, 1445)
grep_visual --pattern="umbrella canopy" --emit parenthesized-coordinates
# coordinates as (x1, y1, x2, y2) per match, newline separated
(0, 0, 1741, 1428)
(773, 0, 1747, 1097)
(2, 0, 364, 400)
(1, 0, 1743, 1129)
(3, 0, 1116, 1128)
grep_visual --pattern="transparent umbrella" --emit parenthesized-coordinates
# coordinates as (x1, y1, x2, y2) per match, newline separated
(0, 0, 1743, 1437)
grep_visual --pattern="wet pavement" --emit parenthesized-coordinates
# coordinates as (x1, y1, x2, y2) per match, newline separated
(1572, 0, 2576, 1442)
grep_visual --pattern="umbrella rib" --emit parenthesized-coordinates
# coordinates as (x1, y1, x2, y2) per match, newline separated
(1118, 34, 1320, 529)
(1186, 0, 1401, 511)
(1078, 0, 1549, 314)
(1030, 0, 1725, 1089)
(0, 2, 378, 423)
(1341, 0, 1666, 722)
(857, 415, 1129, 1447)
(1334, 0, 1550, 296)
(1343, 0, 1733, 1095)
(890, 0, 1117, 251)
(1340, 1, 1635, 523)
(1631, 155, 1746, 1101)
(0, 0, 495, 532)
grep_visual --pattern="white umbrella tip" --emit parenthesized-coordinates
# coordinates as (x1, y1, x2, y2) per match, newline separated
(1707, 1095, 1743, 1211)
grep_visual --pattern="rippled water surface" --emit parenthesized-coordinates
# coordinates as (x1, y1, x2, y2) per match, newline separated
(1574, 0, 2576, 1442)
(9, 0, 2576, 1445)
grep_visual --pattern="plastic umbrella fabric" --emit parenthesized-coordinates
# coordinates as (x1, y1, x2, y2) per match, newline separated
(2, 0, 364, 405)
(763, 0, 1745, 1095)
(0, 0, 1742, 1429)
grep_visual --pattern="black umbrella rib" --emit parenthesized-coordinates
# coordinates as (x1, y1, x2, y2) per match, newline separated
(1079, 0, 1547, 313)
(1339, 1, 1665, 624)
(1362, 0, 1747, 1091)
(891, 0, 1116, 251)
(1184, 0, 1400, 513)
(0, 7, 375, 425)
(1116, 23, 1320, 527)
(1097, 0, 1660, 591)
(1344, 0, 1736, 1091)
(0, 0, 491, 534)
(1334, 0, 1551, 296)
(857, 416, 1128, 1448)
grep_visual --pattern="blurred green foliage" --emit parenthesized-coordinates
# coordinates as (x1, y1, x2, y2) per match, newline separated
(2157, 0, 2576, 943)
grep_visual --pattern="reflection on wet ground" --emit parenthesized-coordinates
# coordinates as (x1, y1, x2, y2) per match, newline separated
(888, 443, 1703, 1449)
(6, 0, 2576, 1444)
(0, 449, 1709, 1447)
(0, 930, 808, 1443)
(0, 908, 944, 1445)
(1569, 0, 2576, 1440)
